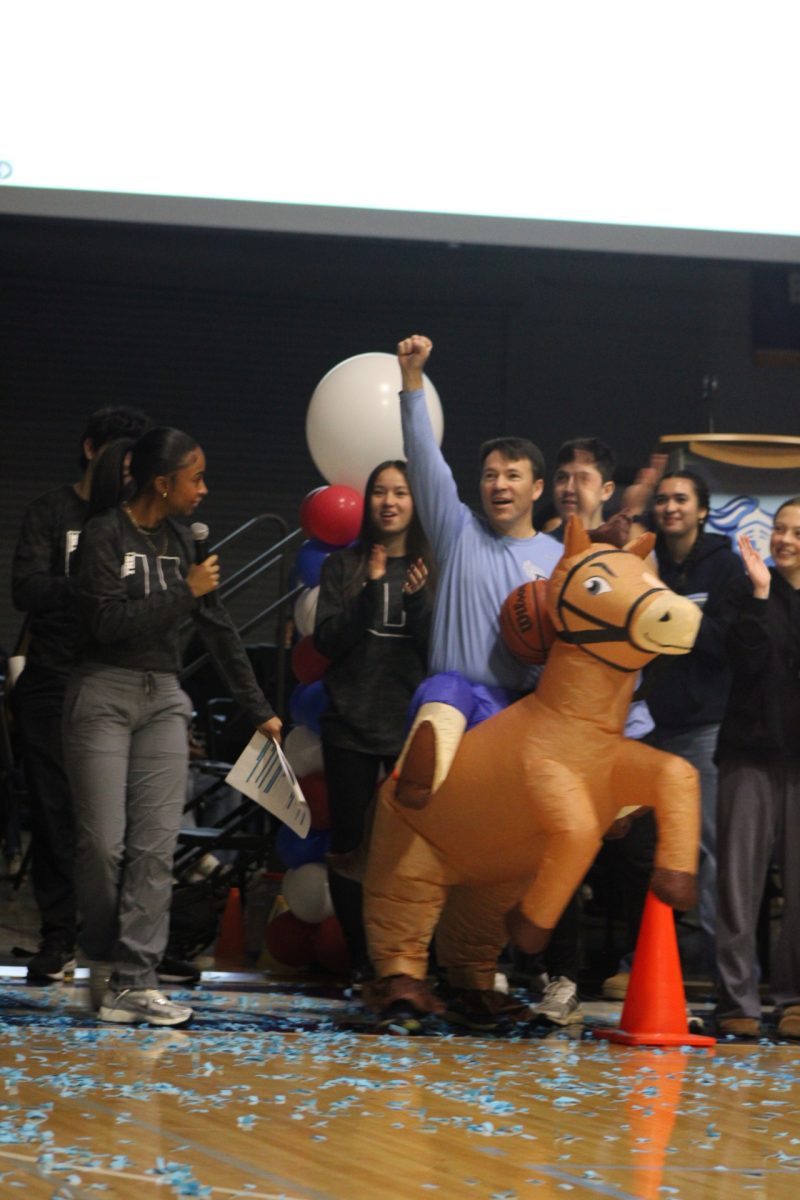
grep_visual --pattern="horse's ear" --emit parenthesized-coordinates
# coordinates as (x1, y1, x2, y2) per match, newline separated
(625, 531, 656, 559)
(563, 515, 592, 557)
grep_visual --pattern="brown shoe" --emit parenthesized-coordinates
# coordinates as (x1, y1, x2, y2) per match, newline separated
(777, 1006, 800, 1040)
(395, 721, 436, 810)
(444, 987, 532, 1031)
(717, 1016, 760, 1038)
(364, 974, 445, 1033)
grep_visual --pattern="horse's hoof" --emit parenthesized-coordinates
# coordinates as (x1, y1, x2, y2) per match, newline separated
(651, 867, 697, 911)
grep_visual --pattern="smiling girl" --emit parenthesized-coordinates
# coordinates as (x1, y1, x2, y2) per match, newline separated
(313, 460, 432, 982)
(640, 471, 744, 971)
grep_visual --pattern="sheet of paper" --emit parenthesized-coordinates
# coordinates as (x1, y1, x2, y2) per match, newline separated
(226, 732, 310, 838)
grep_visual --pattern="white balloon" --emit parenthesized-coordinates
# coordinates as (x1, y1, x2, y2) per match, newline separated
(283, 863, 334, 924)
(306, 352, 444, 490)
(293, 586, 319, 638)
(283, 725, 323, 777)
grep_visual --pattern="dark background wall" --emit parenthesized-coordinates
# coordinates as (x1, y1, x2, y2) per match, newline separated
(1, 214, 798, 653)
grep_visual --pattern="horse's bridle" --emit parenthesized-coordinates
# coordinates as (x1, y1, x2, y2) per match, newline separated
(554, 548, 665, 671)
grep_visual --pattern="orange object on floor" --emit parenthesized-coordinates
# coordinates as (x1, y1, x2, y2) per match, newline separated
(215, 885, 248, 968)
(624, 1049, 690, 1200)
(594, 891, 716, 1047)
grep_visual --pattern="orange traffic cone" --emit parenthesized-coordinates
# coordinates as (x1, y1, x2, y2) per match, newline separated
(215, 885, 248, 969)
(594, 891, 715, 1047)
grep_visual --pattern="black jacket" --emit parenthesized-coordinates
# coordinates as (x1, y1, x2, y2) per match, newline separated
(314, 548, 430, 757)
(717, 567, 800, 762)
(74, 507, 274, 725)
(12, 486, 88, 677)
(645, 532, 744, 729)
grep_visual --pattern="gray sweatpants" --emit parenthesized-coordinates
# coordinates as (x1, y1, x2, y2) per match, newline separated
(63, 664, 191, 990)
(715, 756, 800, 1020)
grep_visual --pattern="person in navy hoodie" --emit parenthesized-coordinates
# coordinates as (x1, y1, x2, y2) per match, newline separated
(602, 469, 743, 1000)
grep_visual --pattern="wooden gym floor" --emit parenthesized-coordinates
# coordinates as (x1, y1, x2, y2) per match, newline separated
(0, 964, 798, 1200)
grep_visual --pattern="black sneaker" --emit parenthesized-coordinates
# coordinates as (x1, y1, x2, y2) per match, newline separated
(26, 944, 77, 985)
(444, 987, 532, 1032)
(156, 957, 202, 985)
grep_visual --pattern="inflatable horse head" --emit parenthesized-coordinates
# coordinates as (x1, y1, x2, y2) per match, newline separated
(548, 518, 701, 668)
(503, 517, 701, 674)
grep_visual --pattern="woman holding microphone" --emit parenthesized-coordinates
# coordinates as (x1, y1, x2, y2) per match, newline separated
(64, 427, 280, 1026)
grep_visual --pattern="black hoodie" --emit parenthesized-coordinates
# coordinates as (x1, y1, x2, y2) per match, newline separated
(11, 485, 88, 677)
(644, 531, 744, 729)
(717, 567, 800, 762)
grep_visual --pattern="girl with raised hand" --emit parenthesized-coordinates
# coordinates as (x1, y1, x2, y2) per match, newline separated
(715, 498, 800, 1039)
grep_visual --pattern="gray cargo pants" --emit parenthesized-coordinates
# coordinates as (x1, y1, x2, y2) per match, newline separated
(63, 664, 192, 990)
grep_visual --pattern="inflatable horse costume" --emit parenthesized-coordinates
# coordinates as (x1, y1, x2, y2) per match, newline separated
(362, 518, 702, 1026)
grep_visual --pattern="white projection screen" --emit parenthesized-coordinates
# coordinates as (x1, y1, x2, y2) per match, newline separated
(2, 1, 798, 263)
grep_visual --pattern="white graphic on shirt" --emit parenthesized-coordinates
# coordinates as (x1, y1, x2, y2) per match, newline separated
(121, 552, 150, 594)
(522, 561, 549, 582)
(120, 553, 183, 596)
(156, 556, 182, 590)
(65, 529, 81, 574)
(364, 578, 410, 640)
(381, 579, 408, 631)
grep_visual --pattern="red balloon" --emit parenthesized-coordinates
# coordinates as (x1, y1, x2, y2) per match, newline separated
(312, 916, 352, 976)
(264, 910, 317, 968)
(298, 771, 330, 829)
(303, 485, 363, 546)
(299, 487, 326, 533)
(291, 635, 331, 685)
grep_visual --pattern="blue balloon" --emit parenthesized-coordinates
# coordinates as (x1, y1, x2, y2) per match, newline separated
(276, 823, 330, 869)
(296, 538, 336, 588)
(289, 680, 329, 735)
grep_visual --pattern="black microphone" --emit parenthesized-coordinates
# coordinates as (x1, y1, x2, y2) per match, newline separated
(190, 522, 212, 607)
(190, 522, 210, 563)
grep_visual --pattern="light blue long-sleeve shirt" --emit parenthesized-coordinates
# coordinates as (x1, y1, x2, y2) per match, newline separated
(401, 388, 561, 693)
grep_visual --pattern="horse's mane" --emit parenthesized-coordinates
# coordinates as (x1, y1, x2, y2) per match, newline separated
(587, 512, 632, 549)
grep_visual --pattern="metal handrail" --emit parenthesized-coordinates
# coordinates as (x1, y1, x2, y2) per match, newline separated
(180, 513, 305, 720)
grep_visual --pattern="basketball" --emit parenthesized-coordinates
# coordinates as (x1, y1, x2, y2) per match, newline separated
(500, 579, 554, 664)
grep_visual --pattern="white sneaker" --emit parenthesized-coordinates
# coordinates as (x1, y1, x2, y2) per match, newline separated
(88, 962, 113, 1011)
(98, 988, 193, 1027)
(530, 975, 584, 1026)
